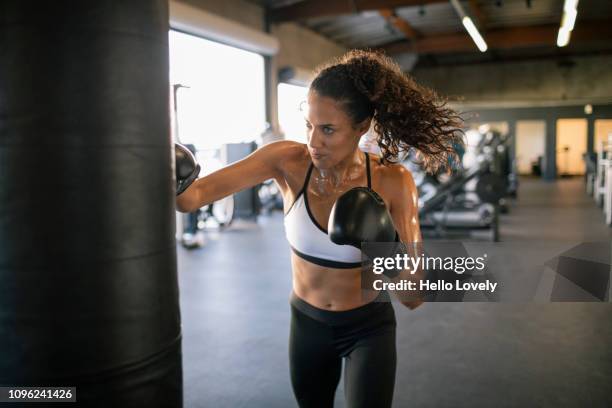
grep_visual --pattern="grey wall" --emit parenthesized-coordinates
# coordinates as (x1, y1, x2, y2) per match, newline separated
(461, 104, 612, 180)
(272, 22, 348, 72)
(176, 0, 265, 31)
(412, 55, 612, 107)
(411, 52, 612, 181)
(174, 0, 346, 74)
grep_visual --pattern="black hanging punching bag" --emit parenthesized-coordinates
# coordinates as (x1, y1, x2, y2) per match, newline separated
(0, 1, 182, 406)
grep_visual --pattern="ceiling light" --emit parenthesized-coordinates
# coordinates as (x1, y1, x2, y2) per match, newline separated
(557, 0, 579, 47)
(557, 27, 571, 47)
(449, 0, 488, 53)
(562, 7, 577, 31)
(564, 0, 579, 13)
(462, 17, 488, 52)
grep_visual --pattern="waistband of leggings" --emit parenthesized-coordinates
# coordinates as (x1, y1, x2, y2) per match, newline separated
(290, 291, 392, 325)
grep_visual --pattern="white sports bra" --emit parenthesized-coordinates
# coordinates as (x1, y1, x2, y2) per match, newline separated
(284, 153, 372, 269)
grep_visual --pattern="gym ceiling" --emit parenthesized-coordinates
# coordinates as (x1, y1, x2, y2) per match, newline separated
(255, 0, 612, 68)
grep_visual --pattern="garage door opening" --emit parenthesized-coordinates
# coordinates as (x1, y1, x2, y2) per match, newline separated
(278, 82, 308, 143)
(169, 30, 266, 151)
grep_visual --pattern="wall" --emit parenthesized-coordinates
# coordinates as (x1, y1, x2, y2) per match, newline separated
(516, 121, 546, 175)
(462, 104, 612, 180)
(271, 23, 347, 72)
(175, 0, 346, 75)
(412, 55, 612, 107)
(594, 119, 612, 152)
(176, 0, 264, 31)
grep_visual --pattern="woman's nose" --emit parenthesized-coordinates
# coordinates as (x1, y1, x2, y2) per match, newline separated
(308, 129, 324, 149)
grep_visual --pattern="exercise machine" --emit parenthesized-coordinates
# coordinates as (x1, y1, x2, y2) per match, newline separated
(405, 128, 514, 241)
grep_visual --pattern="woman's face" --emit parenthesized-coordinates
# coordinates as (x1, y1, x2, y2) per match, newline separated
(304, 90, 370, 170)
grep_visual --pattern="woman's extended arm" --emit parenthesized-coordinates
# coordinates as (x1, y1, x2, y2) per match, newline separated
(176, 141, 293, 213)
(388, 165, 424, 309)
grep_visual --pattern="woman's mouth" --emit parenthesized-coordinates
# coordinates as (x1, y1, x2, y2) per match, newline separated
(310, 152, 325, 160)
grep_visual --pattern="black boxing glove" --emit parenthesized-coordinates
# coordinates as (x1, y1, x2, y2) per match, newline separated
(328, 187, 398, 248)
(175, 143, 200, 196)
(329, 187, 400, 278)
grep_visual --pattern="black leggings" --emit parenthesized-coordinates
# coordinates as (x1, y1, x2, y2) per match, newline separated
(289, 292, 397, 408)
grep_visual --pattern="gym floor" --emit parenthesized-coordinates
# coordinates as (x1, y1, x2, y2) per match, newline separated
(177, 177, 612, 408)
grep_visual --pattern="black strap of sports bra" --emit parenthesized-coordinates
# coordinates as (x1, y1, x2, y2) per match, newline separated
(365, 152, 371, 189)
(285, 163, 313, 216)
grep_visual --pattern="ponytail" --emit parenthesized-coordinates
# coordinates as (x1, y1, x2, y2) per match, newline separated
(310, 49, 464, 173)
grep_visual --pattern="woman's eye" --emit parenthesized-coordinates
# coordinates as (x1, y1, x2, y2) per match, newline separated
(305, 122, 312, 129)
(323, 126, 334, 135)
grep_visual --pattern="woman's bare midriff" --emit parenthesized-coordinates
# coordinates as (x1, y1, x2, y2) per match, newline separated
(277, 145, 382, 311)
(291, 253, 380, 311)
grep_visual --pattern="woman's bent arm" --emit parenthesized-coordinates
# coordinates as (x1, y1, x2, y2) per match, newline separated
(388, 165, 424, 309)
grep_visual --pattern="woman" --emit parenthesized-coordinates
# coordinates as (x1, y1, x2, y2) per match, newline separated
(176, 50, 463, 408)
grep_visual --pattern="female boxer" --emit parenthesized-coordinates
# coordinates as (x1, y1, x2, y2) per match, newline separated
(176, 50, 463, 408)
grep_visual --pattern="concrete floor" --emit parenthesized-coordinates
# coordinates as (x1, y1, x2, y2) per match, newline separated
(177, 177, 612, 408)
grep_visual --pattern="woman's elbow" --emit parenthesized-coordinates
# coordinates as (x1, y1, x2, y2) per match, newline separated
(175, 200, 192, 213)
(175, 201, 192, 213)
(176, 189, 199, 213)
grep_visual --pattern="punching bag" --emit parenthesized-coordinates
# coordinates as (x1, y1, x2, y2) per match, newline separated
(0, 1, 182, 406)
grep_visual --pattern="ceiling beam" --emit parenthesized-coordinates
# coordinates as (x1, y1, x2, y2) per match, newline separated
(380, 20, 612, 55)
(379, 9, 420, 39)
(467, 0, 487, 30)
(270, 0, 446, 23)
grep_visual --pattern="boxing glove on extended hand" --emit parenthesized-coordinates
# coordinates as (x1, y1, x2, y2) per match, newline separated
(175, 143, 200, 196)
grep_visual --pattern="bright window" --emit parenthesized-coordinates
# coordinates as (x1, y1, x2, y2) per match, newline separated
(278, 83, 308, 143)
(169, 30, 266, 150)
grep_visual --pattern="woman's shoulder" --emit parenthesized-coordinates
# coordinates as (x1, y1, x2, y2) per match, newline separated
(258, 140, 310, 180)
(261, 141, 310, 194)
(369, 153, 416, 196)
(368, 153, 411, 180)
(259, 140, 306, 158)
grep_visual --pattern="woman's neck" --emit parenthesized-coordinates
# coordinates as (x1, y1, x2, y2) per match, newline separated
(312, 149, 365, 196)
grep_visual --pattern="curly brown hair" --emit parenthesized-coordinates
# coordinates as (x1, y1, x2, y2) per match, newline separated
(310, 49, 464, 173)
